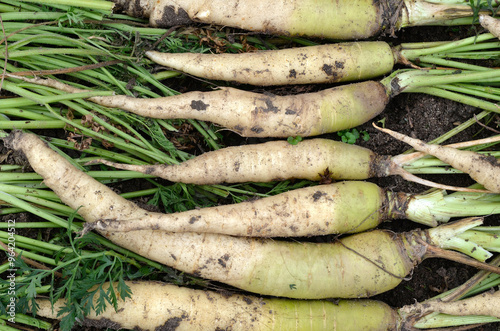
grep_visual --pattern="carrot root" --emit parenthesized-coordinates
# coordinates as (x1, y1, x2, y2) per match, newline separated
(374, 123, 500, 193)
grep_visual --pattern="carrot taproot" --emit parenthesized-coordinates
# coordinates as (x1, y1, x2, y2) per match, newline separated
(9, 65, 500, 138)
(144, 33, 499, 86)
(9, 75, 387, 137)
(5, 131, 500, 299)
(87, 137, 494, 193)
(374, 124, 500, 193)
(90, 138, 395, 184)
(35, 280, 398, 330)
(89, 180, 500, 234)
(146, 42, 396, 86)
(112, 0, 491, 40)
(35, 280, 500, 330)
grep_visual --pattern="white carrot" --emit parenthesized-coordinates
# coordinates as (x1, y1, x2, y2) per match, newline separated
(8, 75, 387, 137)
(9, 64, 500, 138)
(36, 280, 500, 330)
(144, 32, 499, 86)
(374, 123, 500, 193)
(35, 280, 398, 330)
(146, 42, 396, 86)
(112, 0, 491, 40)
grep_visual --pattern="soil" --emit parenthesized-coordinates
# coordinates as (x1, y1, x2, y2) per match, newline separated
(1, 20, 500, 331)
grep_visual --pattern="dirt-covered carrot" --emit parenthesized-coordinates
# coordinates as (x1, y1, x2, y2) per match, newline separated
(8, 75, 386, 137)
(146, 42, 396, 86)
(88, 182, 500, 234)
(9, 66, 500, 137)
(375, 124, 500, 193)
(145, 33, 500, 86)
(6, 131, 500, 299)
(35, 280, 398, 330)
(480, 15, 500, 39)
(112, 0, 493, 40)
(35, 280, 500, 330)
(87, 137, 497, 193)
(91, 138, 396, 184)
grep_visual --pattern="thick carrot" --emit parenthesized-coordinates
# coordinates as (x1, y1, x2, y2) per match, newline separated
(144, 32, 500, 86)
(375, 124, 500, 193)
(88, 137, 493, 193)
(11, 75, 387, 137)
(90, 180, 410, 235)
(146, 42, 396, 86)
(113, 0, 385, 39)
(36, 281, 500, 330)
(112, 0, 485, 40)
(91, 138, 394, 184)
(6, 132, 500, 299)
(36, 281, 398, 330)
(11, 65, 500, 138)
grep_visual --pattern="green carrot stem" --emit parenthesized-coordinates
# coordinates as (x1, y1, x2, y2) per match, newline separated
(434, 84, 500, 101)
(186, 119, 221, 150)
(0, 244, 57, 266)
(5, 48, 107, 59)
(408, 86, 500, 113)
(0, 208, 24, 215)
(0, 171, 154, 182)
(401, 33, 497, 59)
(1, 313, 52, 330)
(0, 191, 79, 231)
(0, 222, 67, 228)
(414, 56, 492, 71)
(0, 12, 66, 21)
(388, 69, 500, 94)
(0, 183, 60, 201)
(0, 108, 57, 121)
(1, 80, 114, 104)
(152, 70, 183, 81)
(12, 0, 113, 11)
(10, 194, 84, 219)
(0, 120, 80, 130)
(458, 230, 500, 253)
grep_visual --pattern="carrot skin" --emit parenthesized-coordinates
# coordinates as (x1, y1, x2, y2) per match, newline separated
(90, 81, 389, 138)
(36, 281, 399, 330)
(480, 15, 500, 39)
(103, 229, 416, 299)
(114, 0, 385, 39)
(10, 76, 389, 138)
(145, 42, 396, 86)
(94, 138, 394, 185)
